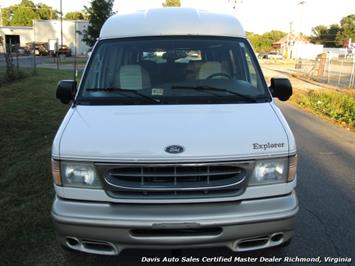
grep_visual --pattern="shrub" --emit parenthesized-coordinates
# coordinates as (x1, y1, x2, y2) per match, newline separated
(291, 89, 355, 127)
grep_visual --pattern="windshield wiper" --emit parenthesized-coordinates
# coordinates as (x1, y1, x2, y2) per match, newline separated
(86, 87, 161, 104)
(171, 85, 257, 102)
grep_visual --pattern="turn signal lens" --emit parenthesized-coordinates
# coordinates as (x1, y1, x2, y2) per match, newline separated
(288, 155, 297, 182)
(51, 159, 62, 186)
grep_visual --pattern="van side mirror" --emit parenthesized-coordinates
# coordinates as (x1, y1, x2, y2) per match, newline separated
(269, 78, 292, 101)
(56, 80, 77, 104)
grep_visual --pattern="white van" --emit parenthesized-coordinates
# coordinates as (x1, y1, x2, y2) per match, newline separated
(52, 8, 298, 255)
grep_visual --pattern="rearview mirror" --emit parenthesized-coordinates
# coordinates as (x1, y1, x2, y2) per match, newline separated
(56, 80, 77, 104)
(269, 78, 292, 101)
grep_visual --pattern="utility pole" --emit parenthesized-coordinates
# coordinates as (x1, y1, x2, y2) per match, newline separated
(0, 5, 3, 27)
(286, 21, 293, 59)
(60, 0, 63, 47)
(33, 20, 37, 75)
(298, 1, 306, 36)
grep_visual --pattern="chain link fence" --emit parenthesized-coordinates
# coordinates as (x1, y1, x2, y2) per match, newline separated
(0, 43, 87, 87)
(0, 44, 29, 86)
(293, 56, 355, 89)
(0, 42, 42, 86)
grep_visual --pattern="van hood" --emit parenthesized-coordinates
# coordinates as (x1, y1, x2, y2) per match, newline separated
(57, 103, 289, 162)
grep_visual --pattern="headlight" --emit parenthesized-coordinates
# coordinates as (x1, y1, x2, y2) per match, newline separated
(249, 158, 288, 186)
(52, 160, 102, 189)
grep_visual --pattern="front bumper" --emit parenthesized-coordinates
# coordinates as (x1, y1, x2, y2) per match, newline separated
(52, 191, 298, 255)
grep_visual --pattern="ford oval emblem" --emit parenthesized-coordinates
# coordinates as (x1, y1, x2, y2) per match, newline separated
(165, 145, 184, 154)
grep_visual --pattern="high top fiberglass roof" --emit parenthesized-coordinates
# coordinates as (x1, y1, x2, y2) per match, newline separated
(100, 8, 245, 39)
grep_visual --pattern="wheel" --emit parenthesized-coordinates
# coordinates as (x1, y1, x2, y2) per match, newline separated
(206, 72, 232, 79)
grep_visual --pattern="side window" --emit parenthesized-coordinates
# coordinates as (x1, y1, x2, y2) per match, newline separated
(240, 43, 261, 89)
(82, 44, 126, 91)
(245, 52, 258, 87)
(85, 48, 103, 88)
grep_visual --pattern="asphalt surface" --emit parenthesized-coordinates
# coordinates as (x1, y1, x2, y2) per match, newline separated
(0, 55, 53, 66)
(0, 55, 85, 70)
(62, 102, 354, 266)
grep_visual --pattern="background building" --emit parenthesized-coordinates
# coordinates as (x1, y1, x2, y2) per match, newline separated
(273, 32, 323, 59)
(0, 26, 33, 53)
(0, 20, 89, 55)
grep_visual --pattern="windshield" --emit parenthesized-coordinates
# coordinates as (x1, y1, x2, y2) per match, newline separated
(77, 37, 271, 105)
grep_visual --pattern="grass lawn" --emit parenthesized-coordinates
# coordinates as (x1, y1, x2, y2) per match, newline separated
(0, 69, 93, 265)
(0, 69, 136, 266)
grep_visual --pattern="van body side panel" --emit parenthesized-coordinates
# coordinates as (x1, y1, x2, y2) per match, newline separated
(269, 102, 297, 154)
(52, 108, 75, 158)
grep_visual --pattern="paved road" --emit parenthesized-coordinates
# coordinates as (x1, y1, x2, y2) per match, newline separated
(58, 102, 354, 266)
(0, 55, 53, 66)
(0, 55, 85, 70)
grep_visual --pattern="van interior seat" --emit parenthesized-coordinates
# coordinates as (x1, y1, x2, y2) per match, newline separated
(185, 61, 203, 80)
(140, 60, 160, 85)
(197, 61, 230, 79)
(117, 64, 151, 90)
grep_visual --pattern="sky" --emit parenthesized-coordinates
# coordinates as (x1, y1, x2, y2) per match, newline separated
(1, 0, 355, 35)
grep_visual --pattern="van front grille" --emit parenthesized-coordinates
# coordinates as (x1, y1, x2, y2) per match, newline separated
(95, 162, 253, 201)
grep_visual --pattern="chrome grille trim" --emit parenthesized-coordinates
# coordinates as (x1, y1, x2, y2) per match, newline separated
(104, 175, 247, 192)
(95, 161, 254, 200)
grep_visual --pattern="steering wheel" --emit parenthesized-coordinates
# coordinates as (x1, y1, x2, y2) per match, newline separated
(206, 72, 232, 80)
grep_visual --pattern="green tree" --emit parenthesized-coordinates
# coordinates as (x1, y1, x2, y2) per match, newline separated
(36, 3, 58, 20)
(1, 0, 57, 26)
(310, 25, 328, 43)
(2, 0, 37, 26)
(310, 24, 340, 47)
(247, 30, 286, 53)
(246, 31, 258, 49)
(162, 0, 181, 7)
(83, 0, 114, 47)
(327, 24, 341, 47)
(336, 14, 355, 46)
(64, 11, 85, 20)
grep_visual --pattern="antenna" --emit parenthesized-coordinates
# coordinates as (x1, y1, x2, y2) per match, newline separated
(74, 22, 77, 82)
(73, 24, 82, 82)
(228, 0, 243, 11)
